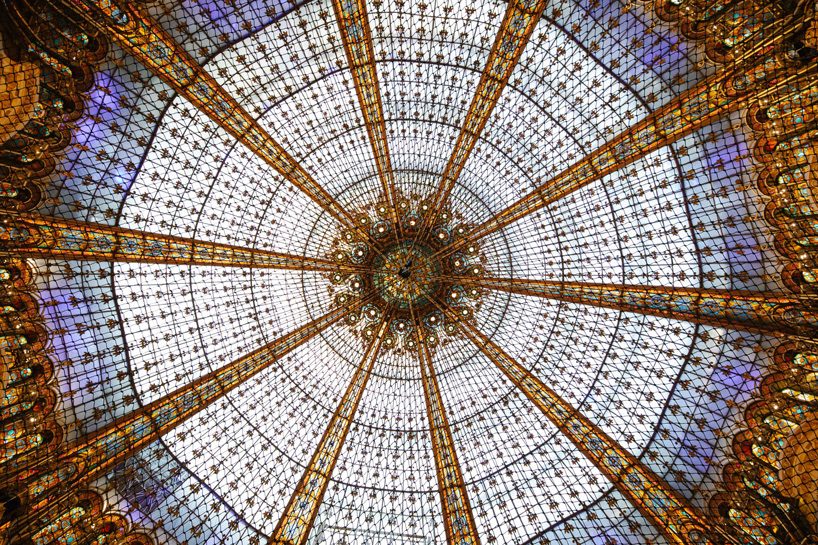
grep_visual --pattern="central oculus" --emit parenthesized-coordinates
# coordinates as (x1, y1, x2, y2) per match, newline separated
(373, 241, 440, 309)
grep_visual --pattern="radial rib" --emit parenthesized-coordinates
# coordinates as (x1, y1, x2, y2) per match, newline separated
(37, 297, 371, 495)
(269, 311, 393, 545)
(452, 276, 818, 336)
(432, 294, 723, 545)
(422, 0, 548, 227)
(1, 213, 367, 273)
(436, 55, 817, 259)
(333, 0, 402, 236)
(411, 306, 481, 545)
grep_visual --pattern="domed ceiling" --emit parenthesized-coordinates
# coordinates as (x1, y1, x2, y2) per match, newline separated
(6, 0, 816, 543)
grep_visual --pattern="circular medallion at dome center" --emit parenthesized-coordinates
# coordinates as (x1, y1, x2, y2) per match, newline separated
(373, 241, 440, 310)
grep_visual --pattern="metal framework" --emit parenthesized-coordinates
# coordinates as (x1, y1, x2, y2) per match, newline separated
(412, 306, 481, 545)
(422, 0, 548, 230)
(436, 52, 815, 260)
(67, 0, 369, 240)
(452, 276, 818, 336)
(333, 0, 402, 234)
(5, 0, 817, 543)
(433, 295, 721, 545)
(24, 298, 369, 502)
(269, 313, 393, 545)
(1, 214, 367, 272)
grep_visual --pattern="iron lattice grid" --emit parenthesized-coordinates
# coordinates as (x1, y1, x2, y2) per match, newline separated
(26, 0, 790, 543)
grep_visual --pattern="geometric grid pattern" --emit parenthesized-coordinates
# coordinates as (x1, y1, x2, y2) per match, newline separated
(3, 0, 815, 544)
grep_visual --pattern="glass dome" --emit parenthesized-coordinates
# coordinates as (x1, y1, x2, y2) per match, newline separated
(3, 0, 816, 544)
